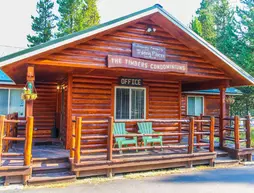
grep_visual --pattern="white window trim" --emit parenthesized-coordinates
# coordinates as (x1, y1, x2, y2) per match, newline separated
(187, 95, 204, 116)
(0, 88, 25, 117)
(114, 86, 146, 121)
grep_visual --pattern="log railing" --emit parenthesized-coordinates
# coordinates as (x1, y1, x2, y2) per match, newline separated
(219, 115, 253, 160)
(0, 115, 34, 167)
(221, 115, 251, 149)
(2, 113, 18, 152)
(71, 116, 215, 164)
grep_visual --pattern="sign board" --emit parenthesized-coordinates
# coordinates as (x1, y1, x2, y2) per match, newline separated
(132, 43, 166, 61)
(107, 55, 188, 73)
(119, 77, 143, 87)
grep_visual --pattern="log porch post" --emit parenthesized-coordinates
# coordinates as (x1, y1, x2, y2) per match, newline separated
(0, 115, 5, 166)
(25, 66, 35, 117)
(66, 73, 73, 149)
(219, 87, 226, 148)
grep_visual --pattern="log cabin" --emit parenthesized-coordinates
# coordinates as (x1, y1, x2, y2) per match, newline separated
(0, 4, 253, 185)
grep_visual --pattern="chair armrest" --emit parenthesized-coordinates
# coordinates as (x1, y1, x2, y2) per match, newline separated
(126, 132, 138, 141)
(152, 131, 162, 139)
(152, 131, 162, 134)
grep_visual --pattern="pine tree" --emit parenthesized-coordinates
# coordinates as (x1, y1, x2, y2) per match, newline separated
(213, 0, 237, 57)
(190, 17, 203, 36)
(27, 0, 57, 47)
(235, 0, 254, 75)
(56, 0, 100, 37)
(191, 0, 254, 115)
(191, 0, 217, 45)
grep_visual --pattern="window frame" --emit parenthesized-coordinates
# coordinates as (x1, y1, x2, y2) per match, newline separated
(187, 95, 204, 116)
(114, 86, 146, 121)
(0, 87, 25, 117)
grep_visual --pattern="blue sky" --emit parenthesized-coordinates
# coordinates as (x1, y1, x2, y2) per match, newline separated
(0, 0, 239, 48)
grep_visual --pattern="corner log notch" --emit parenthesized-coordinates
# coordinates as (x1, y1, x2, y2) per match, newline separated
(182, 80, 230, 92)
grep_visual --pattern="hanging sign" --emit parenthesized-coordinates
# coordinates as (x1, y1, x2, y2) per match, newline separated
(132, 43, 166, 61)
(119, 77, 143, 87)
(107, 55, 187, 73)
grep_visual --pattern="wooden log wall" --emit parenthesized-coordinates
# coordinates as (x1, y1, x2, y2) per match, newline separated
(17, 82, 58, 138)
(71, 74, 181, 151)
(33, 19, 229, 80)
(181, 94, 229, 117)
(181, 94, 230, 133)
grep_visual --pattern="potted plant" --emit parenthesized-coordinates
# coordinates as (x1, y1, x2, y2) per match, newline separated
(21, 86, 37, 101)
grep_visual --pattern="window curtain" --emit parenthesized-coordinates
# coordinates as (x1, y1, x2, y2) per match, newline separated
(116, 88, 129, 119)
(0, 89, 9, 115)
(131, 89, 144, 119)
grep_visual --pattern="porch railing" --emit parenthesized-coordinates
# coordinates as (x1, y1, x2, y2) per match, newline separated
(221, 115, 253, 160)
(70, 116, 215, 165)
(0, 115, 34, 167)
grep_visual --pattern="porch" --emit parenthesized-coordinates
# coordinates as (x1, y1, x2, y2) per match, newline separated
(0, 113, 253, 185)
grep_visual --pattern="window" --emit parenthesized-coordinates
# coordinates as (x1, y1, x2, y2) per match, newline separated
(115, 87, 145, 120)
(0, 89, 25, 117)
(187, 96, 204, 116)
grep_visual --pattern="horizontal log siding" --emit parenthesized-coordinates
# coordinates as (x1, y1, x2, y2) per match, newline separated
(34, 19, 228, 80)
(32, 82, 57, 138)
(148, 80, 181, 144)
(72, 75, 181, 151)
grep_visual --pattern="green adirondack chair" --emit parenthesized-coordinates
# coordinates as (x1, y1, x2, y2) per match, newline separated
(113, 123, 138, 153)
(137, 122, 163, 149)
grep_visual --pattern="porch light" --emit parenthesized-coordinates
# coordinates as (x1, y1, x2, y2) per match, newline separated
(146, 26, 156, 33)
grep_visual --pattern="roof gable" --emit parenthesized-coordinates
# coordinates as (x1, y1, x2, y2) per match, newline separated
(0, 4, 253, 86)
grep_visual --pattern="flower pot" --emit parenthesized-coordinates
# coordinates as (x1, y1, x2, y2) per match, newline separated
(24, 94, 31, 100)
(31, 93, 37, 100)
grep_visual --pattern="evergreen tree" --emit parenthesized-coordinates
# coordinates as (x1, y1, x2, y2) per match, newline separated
(191, 0, 254, 115)
(191, 0, 217, 45)
(27, 0, 57, 47)
(190, 17, 203, 36)
(235, 0, 254, 75)
(56, 0, 100, 37)
(213, 0, 237, 58)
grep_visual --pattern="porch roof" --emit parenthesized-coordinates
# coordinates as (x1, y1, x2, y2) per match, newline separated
(0, 4, 253, 87)
(0, 70, 13, 84)
(183, 88, 243, 96)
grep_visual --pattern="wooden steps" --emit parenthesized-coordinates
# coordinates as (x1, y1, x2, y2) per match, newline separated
(28, 172, 76, 185)
(214, 156, 239, 166)
(216, 151, 229, 158)
(29, 156, 76, 185)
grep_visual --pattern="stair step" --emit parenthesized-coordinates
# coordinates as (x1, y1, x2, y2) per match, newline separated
(216, 151, 229, 158)
(28, 172, 76, 185)
(214, 157, 239, 165)
(32, 156, 69, 164)
(32, 162, 70, 174)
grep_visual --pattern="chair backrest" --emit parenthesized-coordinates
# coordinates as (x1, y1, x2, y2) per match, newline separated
(113, 123, 127, 135)
(137, 122, 153, 134)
